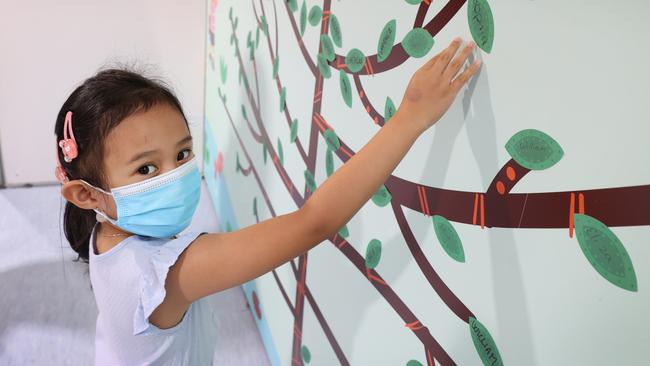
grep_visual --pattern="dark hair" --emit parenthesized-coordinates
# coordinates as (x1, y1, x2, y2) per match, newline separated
(55, 66, 188, 262)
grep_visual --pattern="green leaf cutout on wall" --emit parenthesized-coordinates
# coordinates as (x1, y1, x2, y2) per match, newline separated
(574, 214, 638, 292)
(377, 19, 397, 63)
(371, 184, 392, 207)
(338, 224, 349, 238)
(339, 70, 352, 107)
(323, 128, 340, 151)
(219, 57, 227, 84)
(279, 86, 287, 112)
(301, 345, 311, 364)
(345, 48, 366, 73)
(272, 57, 280, 79)
(253, 197, 258, 216)
(402, 28, 434, 58)
(277, 138, 284, 166)
(290, 119, 299, 143)
(260, 15, 268, 37)
(255, 27, 260, 49)
(325, 148, 334, 177)
(406, 361, 423, 366)
(384, 97, 396, 124)
(287, 0, 298, 12)
(469, 317, 504, 366)
(365, 239, 382, 269)
(468, 0, 495, 53)
(299, 1, 307, 36)
(329, 14, 342, 47)
(304, 169, 316, 192)
(317, 53, 331, 79)
(404, 0, 423, 4)
(432, 215, 465, 263)
(308, 5, 322, 26)
(235, 152, 241, 172)
(320, 35, 335, 61)
(505, 129, 563, 170)
(262, 143, 268, 164)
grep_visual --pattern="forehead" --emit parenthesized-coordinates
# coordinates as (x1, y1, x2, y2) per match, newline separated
(104, 103, 188, 161)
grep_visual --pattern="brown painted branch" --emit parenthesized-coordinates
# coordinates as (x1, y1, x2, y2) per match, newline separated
(281, 0, 318, 77)
(353, 73, 385, 127)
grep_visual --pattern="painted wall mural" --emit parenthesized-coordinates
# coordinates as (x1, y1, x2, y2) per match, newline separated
(203, 0, 650, 365)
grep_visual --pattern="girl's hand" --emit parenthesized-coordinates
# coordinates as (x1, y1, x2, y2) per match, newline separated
(398, 37, 481, 133)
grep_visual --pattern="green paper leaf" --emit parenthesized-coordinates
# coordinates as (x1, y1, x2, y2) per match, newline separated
(219, 57, 228, 84)
(329, 14, 342, 47)
(279, 86, 287, 112)
(301, 345, 311, 364)
(377, 19, 397, 63)
(469, 317, 504, 366)
(299, 1, 307, 36)
(402, 28, 434, 58)
(323, 128, 340, 151)
(339, 70, 352, 107)
(253, 197, 258, 216)
(204, 147, 210, 162)
(235, 152, 241, 172)
(226, 222, 233, 232)
(365, 239, 382, 269)
(574, 214, 638, 291)
(345, 48, 366, 73)
(432, 215, 465, 263)
(233, 16, 238, 30)
(228, 7, 233, 20)
(338, 224, 349, 238)
(304, 169, 316, 192)
(406, 361, 423, 366)
(255, 27, 260, 49)
(384, 96, 396, 124)
(371, 184, 392, 207)
(287, 0, 298, 12)
(325, 148, 334, 177)
(317, 53, 331, 79)
(277, 138, 284, 166)
(320, 34, 335, 61)
(290, 119, 299, 143)
(247, 30, 252, 47)
(263, 143, 268, 164)
(272, 57, 280, 79)
(468, 0, 495, 53)
(308, 5, 322, 26)
(241, 104, 247, 121)
(260, 15, 268, 36)
(505, 129, 564, 170)
(405, 0, 423, 4)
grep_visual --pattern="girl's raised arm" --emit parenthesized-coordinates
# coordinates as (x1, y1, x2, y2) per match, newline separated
(153, 38, 480, 328)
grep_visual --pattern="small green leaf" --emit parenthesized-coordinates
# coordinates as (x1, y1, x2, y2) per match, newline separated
(365, 239, 382, 269)
(432, 215, 465, 263)
(505, 129, 564, 170)
(404, 0, 423, 4)
(317, 53, 331, 79)
(338, 224, 349, 238)
(233, 16, 239, 29)
(329, 14, 342, 47)
(279, 86, 287, 112)
(204, 147, 210, 162)
(384, 97, 396, 124)
(323, 129, 340, 151)
(406, 361, 423, 366)
(371, 184, 392, 207)
(345, 48, 366, 73)
(290, 119, 299, 143)
(219, 57, 228, 84)
(304, 169, 317, 192)
(320, 34, 335, 61)
(468, 0, 495, 53)
(226, 221, 233, 232)
(469, 317, 504, 366)
(301, 345, 311, 364)
(260, 15, 268, 36)
(308, 5, 322, 26)
(255, 27, 260, 49)
(402, 28, 434, 58)
(253, 197, 258, 216)
(263, 143, 268, 164)
(299, 1, 307, 36)
(325, 148, 334, 177)
(287, 0, 298, 12)
(272, 57, 280, 79)
(241, 105, 248, 121)
(235, 152, 241, 172)
(247, 30, 253, 47)
(277, 138, 284, 166)
(377, 19, 397, 63)
(574, 214, 638, 292)
(229, 6, 233, 20)
(339, 70, 352, 108)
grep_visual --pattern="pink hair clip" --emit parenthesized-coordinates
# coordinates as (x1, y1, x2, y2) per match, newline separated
(54, 111, 77, 183)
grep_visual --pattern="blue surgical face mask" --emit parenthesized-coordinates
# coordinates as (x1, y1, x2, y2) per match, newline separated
(82, 156, 201, 238)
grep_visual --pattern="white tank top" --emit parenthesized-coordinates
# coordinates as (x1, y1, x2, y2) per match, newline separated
(88, 224, 218, 365)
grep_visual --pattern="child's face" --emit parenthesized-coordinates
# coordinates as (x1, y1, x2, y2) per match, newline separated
(96, 103, 194, 218)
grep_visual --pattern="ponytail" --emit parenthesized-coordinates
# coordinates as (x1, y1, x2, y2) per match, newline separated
(64, 201, 96, 262)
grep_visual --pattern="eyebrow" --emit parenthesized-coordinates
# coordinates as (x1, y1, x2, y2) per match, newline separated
(128, 135, 193, 164)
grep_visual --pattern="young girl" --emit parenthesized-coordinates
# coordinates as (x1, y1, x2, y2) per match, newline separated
(55, 38, 480, 365)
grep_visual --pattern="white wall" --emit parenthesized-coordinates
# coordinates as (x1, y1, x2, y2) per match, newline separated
(0, 0, 206, 186)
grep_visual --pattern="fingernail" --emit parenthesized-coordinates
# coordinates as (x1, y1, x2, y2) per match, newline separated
(454, 36, 462, 42)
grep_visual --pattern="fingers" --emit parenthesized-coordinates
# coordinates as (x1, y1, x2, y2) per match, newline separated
(443, 41, 476, 81)
(430, 37, 463, 75)
(423, 36, 459, 70)
(450, 58, 482, 92)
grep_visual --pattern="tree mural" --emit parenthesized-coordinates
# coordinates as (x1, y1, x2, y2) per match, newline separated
(206, 0, 650, 365)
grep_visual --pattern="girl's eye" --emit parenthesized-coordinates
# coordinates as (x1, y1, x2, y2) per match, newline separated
(177, 149, 191, 161)
(137, 164, 157, 175)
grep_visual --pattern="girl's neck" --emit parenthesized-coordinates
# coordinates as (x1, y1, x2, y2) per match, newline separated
(95, 222, 133, 255)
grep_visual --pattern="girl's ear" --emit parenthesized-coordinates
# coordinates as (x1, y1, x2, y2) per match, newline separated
(61, 180, 102, 210)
